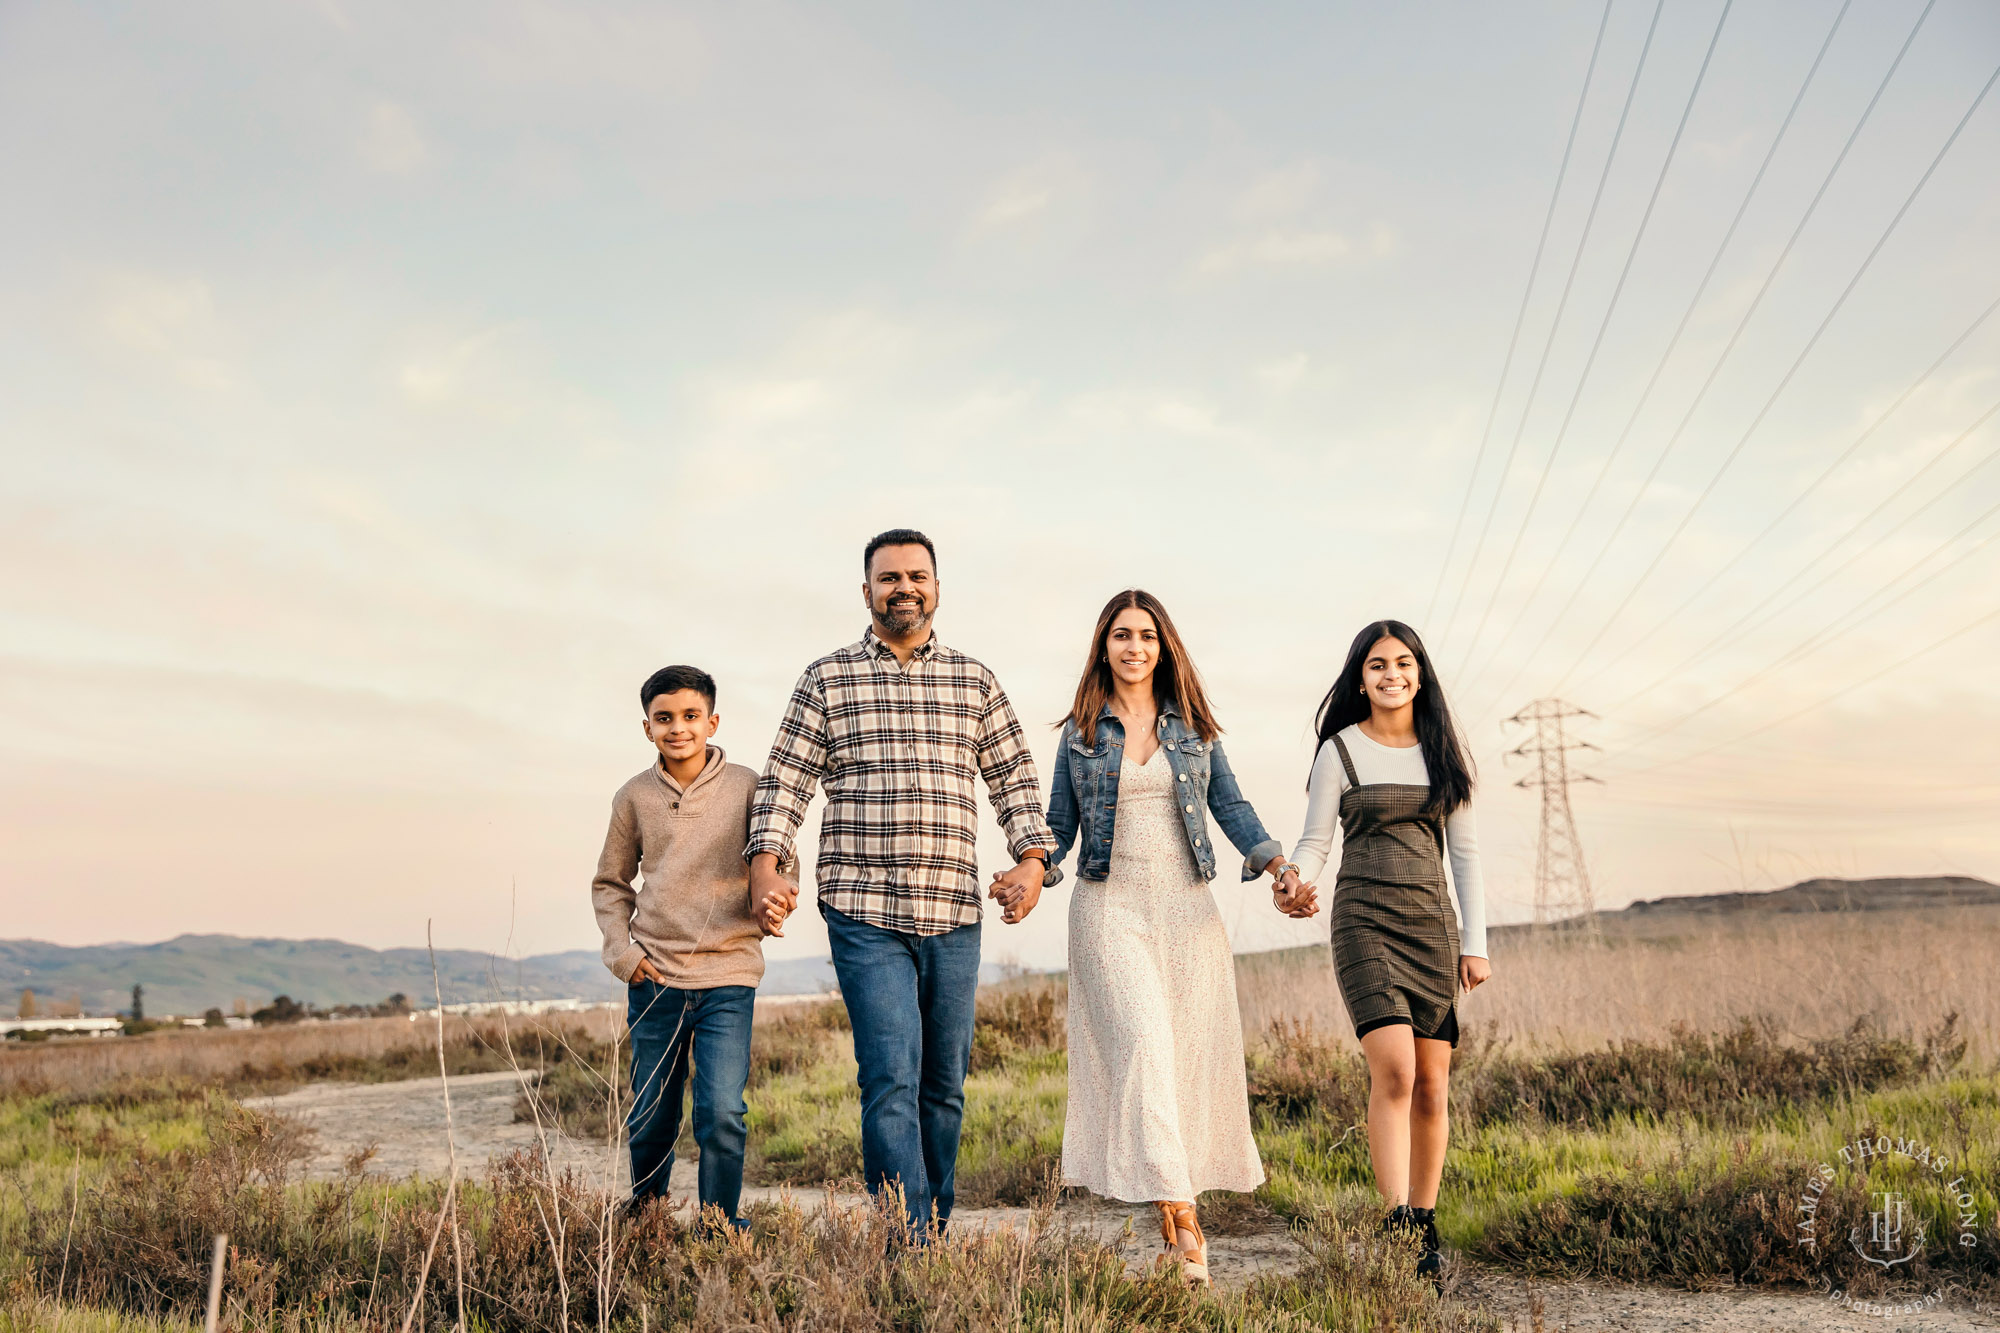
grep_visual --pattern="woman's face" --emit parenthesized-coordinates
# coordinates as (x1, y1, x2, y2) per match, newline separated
(1106, 607, 1161, 690)
(1361, 635, 1421, 714)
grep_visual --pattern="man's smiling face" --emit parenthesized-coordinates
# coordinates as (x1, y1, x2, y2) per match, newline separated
(863, 543, 938, 638)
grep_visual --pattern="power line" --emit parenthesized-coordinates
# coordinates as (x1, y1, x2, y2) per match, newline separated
(1575, 294, 2000, 701)
(1606, 603, 2000, 779)
(1424, 0, 1615, 627)
(1598, 391, 2000, 709)
(1604, 465, 2000, 755)
(1453, 0, 1856, 716)
(1456, 0, 1734, 675)
(1437, 0, 1667, 643)
(1548, 39, 1997, 696)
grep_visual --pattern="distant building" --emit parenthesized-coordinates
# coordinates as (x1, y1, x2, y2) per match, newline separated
(0, 1017, 123, 1039)
(411, 998, 610, 1019)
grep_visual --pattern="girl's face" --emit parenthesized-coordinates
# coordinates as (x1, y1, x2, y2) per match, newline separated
(1361, 635, 1421, 714)
(1106, 608, 1161, 690)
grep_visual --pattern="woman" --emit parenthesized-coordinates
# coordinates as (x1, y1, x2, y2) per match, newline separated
(1282, 620, 1490, 1278)
(1042, 589, 1313, 1287)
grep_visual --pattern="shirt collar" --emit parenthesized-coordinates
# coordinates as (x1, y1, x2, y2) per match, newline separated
(654, 744, 726, 795)
(862, 626, 939, 661)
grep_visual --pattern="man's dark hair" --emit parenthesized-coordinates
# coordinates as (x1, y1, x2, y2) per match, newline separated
(640, 665, 717, 712)
(863, 528, 938, 576)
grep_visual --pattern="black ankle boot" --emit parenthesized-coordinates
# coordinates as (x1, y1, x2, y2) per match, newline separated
(1411, 1206, 1442, 1281)
(1380, 1203, 1421, 1239)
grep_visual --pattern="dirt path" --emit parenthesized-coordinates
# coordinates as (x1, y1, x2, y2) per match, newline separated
(1465, 1271, 1998, 1332)
(248, 1074, 1997, 1328)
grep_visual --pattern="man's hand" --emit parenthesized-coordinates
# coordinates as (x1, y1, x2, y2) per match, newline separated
(632, 955, 668, 985)
(750, 853, 797, 938)
(1459, 955, 1491, 993)
(988, 856, 1046, 925)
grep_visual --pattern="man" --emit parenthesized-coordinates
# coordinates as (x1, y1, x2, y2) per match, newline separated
(746, 528, 1053, 1234)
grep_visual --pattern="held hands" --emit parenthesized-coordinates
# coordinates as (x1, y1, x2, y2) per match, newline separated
(1270, 863, 1320, 919)
(750, 854, 797, 938)
(1459, 955, 1492, 993)
(988, 857, 1046, 925)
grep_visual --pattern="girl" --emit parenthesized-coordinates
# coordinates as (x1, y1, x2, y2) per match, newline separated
(1043, 589, 1313, 1287)
(1282, 620, 1490, 1277)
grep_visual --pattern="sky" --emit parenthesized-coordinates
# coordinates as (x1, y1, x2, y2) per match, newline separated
(3, 0, 1998, 975)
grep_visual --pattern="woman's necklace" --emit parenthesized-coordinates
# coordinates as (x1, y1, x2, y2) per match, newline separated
(1116, 704, 1160, 762)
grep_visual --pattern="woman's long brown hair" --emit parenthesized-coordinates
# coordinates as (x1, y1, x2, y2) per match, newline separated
(1062, 589, 1222, 742)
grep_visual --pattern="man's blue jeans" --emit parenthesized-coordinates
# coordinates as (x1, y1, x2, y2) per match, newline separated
(822, 904, 981, 1232)
(625, 980, 755, 1221)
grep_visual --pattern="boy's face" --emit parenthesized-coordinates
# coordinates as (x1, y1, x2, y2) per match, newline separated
(642, 689, 718, 765)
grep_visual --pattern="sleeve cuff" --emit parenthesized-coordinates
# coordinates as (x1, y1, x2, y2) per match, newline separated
(608, 944, 646, 984)
(1009, 832, 1057, 860)
(1239, 838, 1282, 882)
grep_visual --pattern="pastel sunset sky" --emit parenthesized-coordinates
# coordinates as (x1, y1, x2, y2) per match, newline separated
(4, 0, 1997, 972)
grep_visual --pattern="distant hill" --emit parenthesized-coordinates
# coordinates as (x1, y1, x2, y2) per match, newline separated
(0, 934, 840, 1018)
(1484, 874, 2000, 942)
(1608, 875, 2000, 917)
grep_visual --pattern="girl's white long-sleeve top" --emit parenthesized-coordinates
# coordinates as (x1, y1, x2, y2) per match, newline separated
(1290, 723, 1488, 959)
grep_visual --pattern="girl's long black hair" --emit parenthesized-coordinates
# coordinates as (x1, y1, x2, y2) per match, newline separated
(1313, 619, 1475, 817)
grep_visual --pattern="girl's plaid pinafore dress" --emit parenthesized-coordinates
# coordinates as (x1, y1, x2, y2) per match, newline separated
(1326, 733, 1460, 1040)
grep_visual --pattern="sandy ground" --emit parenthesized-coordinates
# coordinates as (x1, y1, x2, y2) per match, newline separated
(247, 1073, 1998, 1329)
(1464, 1271, 1998, 1332)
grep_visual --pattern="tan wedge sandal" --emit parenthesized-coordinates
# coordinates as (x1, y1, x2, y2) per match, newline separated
(1156, 1201, 1211, 1289)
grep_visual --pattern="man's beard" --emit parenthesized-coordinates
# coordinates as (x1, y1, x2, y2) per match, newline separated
(874, 597, 933, 636)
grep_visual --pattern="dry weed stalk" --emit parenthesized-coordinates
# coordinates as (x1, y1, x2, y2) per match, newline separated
(201, 1233, 226, 1333)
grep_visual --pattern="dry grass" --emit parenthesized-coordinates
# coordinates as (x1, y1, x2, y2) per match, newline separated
(1236, 905, 2000, 1058)
(5, 1099, 1497, 1332)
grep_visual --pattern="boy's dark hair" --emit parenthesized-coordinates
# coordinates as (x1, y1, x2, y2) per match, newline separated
(640, 665, 717, 712)
(863, 528, 937, 576)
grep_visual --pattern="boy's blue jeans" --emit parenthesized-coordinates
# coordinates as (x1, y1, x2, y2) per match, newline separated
(822, 904, 981, 1233)
(625, 980, 755, 1221)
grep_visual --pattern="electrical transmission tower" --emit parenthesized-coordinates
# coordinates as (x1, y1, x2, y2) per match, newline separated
(1504, 699, 1603, 932)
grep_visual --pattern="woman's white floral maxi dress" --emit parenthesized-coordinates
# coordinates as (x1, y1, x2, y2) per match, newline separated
(1060, 751, 1264, 1202)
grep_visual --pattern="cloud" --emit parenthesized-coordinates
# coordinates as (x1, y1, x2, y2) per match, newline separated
(703, 377, 831, 430)
(1196, 228, 1353, 275)
(976, 180, 1052, 229)
(1234, 162, 1323, 221)
(1256, 353, 1309, 388)
(96, 272, 237, 391)
(358, 101, 428, 175)
(964, 155, 1091, 239)
(396, 321, 564, 422)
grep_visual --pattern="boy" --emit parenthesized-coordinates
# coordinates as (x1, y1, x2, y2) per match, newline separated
(592, 664, 784, 1227)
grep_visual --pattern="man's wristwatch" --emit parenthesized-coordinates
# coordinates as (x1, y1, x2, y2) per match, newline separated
(1271, 861, 1301, 885)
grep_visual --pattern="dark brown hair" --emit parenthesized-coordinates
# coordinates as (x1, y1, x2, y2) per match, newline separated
(640, 664, 716, 712)
(1062, 589, 1221, 742)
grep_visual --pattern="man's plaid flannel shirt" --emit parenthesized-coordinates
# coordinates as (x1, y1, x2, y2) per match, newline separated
(746, 628, 1056, 936)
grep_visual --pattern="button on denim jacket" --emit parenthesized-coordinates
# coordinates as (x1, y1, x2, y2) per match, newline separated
(1041, 700, 1281, 887)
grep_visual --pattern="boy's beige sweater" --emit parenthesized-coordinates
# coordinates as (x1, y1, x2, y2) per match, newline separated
(591, 746, 775, 989)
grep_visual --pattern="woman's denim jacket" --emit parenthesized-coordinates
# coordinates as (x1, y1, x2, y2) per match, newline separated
(1041, 700, 1281, 887)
